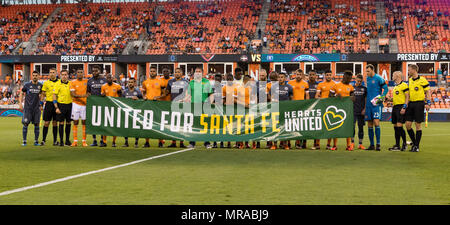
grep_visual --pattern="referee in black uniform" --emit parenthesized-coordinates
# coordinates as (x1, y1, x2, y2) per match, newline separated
(405, 64, 431, 152)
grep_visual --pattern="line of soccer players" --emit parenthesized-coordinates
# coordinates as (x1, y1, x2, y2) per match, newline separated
(19, 64, 430, 152)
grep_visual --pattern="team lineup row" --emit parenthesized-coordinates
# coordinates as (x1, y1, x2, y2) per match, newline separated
(19, 64, 431, 152)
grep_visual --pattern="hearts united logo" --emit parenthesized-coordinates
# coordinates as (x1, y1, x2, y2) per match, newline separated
(323, 106, 347, 131)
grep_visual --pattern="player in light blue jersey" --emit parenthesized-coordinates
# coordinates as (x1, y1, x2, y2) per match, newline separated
(365, 64, 388, 151)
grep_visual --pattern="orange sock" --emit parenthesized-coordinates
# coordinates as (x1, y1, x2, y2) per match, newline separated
(113, 136, 117, 143)
(73, 125, 78, 141)
(103, 136, 107, 143)
(346, 138, 351, 147)
(82, 124, 86, 141)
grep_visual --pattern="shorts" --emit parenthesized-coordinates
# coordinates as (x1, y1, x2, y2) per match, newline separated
(364, 105, 382, 121)
(71, 102, 86, 121)
(405, 101, 425, 123)
(22, 107, 41, 125)
(391, 105, 406, 124)
(43, 101, 57, 121)
(354, 114, 365, 127)
(56, 103, 72, 122)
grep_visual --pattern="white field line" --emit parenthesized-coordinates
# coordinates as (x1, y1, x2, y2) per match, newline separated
(0, 148, 194, 197)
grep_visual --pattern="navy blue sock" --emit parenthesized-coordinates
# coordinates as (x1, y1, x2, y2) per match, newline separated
(375, 126, 381, 145)
(368, 127, 374, 146)
(34, 125, 40, 142)
(23, 125, 28, 143)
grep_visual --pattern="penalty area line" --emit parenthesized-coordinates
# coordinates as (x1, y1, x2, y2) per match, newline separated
(0, 148, 194, 197)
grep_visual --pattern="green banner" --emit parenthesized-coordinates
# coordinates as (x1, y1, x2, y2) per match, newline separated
(86, 95, 354, 141)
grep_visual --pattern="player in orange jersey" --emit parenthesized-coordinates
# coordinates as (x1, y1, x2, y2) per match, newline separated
(70, 69, 88, 147)
(316, 70, 337, 150)
(100, 74, 122, 147)
(288, 69, 309, 149)
(329, 71, 355, 151)
(141, 66, 166, 148)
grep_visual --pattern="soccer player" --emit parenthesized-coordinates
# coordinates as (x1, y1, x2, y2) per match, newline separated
(253, 69, 270, 149)
(270, 72, 293, 150)
(222, 73, 235, 148)
(166, 67, 189, 148)
(142, 66, 166, 148)
(87, 65, 107, 146)
(405, 64, 431, 152)
(122, 77, 143, 148)
(70, 69, 88, 147)
(234, 74, 253, 149)
(316, 70, 337, 150)
(388, 71, 409, 151)
(41, 68, 60, 146)
(185, 67, 213, 149)
(160, 67, 172, 102)
(100, 74, 122, 147)
(265, 71, 279, 149)
(352, 74, 367, 150)
(53, 69, 73, 147)
(307, 70, 320, 150)
(211, 73, 225, 148)
(19, 71, 43, 146)
(330, 71, 355, 151)
(365, 64, 388, 151)
(288, 69, 309, 149)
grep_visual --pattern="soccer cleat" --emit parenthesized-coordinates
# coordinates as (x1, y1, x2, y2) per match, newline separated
(59, 142, 64, 147)
(143, 143, 150, 148)
(99, 143, 107, 147)
(350, 143, 354, 149)
(326, 145, 332, 150)
(346, 146, 353, 151)
(212, 143, 218, 148)
(220, 142, 225, 148)
(187, 144, 194, 148)
(90, 141, 98, 147)
(295, 144, 303, 149)
(206, 144, 212, 149)
(244, 144, 251, 149)
(82, 141, 88, 147)
(270, 145, 277, 150)
(65, 141, 72, 147)
(122, 142, 129, 147)
(34, 141, 40, 146)
(358, 144, 366, 150)
(284, 145, 290, 150)
(22, 142, 27, 146)
(239, 143, 244, 149)
(311, 145, 320, 150)
(168, 143, 177, 148)
(388, 145, 401, 151)
(252, 144, 257, 150)
(410, 145, 419, 152)
(180, 143, 187, 148)
(331, 146, 337, 151)
(112, 143, 117, 148)
(158, 141, 164, 148)
(366, 145, 375, 150)
(71, 141, 78, 147)
(40, 141, 45, 146)
(53, 141, 59, 146)
(376, 144, 381, 151)
(401, 143, 407, 151)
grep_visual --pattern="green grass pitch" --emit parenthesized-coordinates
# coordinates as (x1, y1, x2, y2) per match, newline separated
(0, 117, 449, 205)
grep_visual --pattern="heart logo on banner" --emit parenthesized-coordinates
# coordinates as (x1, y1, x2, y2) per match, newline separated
(323, 106, 347, 131)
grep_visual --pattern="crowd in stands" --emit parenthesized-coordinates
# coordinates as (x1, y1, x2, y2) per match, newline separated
(0, 75, 21, 105)
(384, 0, 450, 53)
(0, 5, 55, 55)
(145, 0, 260, 54)
(33, 2, 153, 55)
(265, 0, 377, 54)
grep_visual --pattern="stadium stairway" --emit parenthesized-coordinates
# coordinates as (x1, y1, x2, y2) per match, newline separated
(258, 0, 270, 54)
(19, 6, 63, 55)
